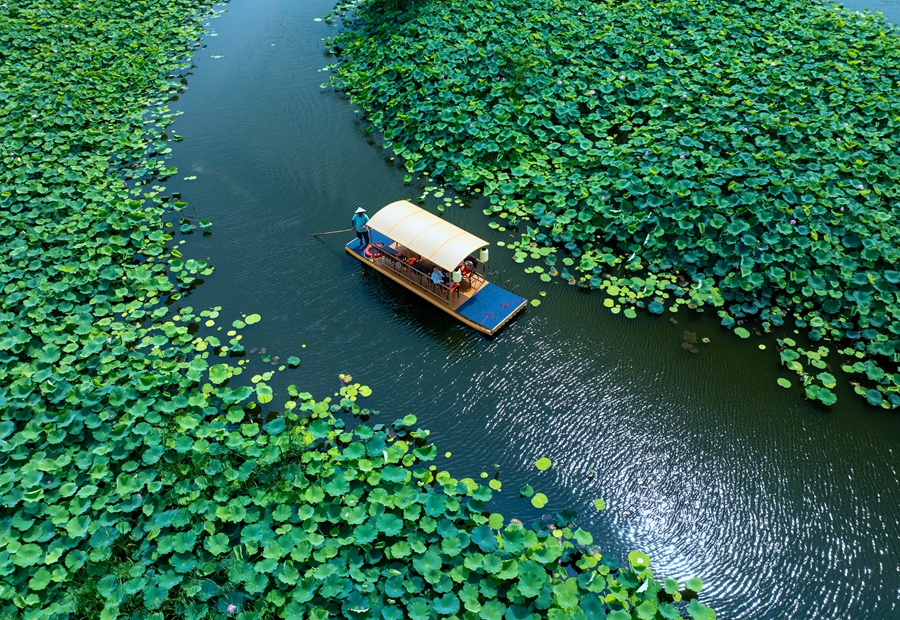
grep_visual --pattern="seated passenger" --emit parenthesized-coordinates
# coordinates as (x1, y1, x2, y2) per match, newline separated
(431, 267, 444, 288)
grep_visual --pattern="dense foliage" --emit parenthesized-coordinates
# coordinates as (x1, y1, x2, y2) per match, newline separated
(329, 0, 900, 407)
(0, 1, 713, 619)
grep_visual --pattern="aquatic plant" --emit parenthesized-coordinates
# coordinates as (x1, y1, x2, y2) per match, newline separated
(328, 0, 900, 407)
(0, 0, 714, 617)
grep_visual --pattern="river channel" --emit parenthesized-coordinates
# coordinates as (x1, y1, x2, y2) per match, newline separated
(163, 0, 900, 616)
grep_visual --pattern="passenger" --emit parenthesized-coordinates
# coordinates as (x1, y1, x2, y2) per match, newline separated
(431, 267, 444, 289)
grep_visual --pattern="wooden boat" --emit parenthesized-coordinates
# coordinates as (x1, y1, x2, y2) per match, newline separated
(346, 200, 527, 335)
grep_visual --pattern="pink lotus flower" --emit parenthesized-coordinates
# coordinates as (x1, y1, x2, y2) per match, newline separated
(790, 219, 797, 225)
(227, 604, 237, 614)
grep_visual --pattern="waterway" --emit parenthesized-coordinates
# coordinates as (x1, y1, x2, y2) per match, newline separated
(164, 0, 900, 616)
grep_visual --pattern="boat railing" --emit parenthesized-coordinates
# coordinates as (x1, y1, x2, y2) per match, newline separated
(374, 248, 455, 305)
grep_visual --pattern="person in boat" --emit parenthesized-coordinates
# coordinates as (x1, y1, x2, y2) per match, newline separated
(351, 207, 371, 248)
(431, 267, 446, 290)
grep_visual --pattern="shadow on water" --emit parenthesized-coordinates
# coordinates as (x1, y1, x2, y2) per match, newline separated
(161, 0, 900, 617)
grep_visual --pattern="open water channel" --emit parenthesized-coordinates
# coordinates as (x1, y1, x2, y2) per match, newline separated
(164, 0, 900, 617)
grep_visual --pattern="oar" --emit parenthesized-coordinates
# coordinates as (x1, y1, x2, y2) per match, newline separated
(310, 227, 353, 237)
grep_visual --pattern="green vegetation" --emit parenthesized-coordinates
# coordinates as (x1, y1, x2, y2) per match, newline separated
(329, 0, 900, 407)
(0, 0, 713, 618)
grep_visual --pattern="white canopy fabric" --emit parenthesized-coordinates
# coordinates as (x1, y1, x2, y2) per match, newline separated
(368, 200, 488, 271)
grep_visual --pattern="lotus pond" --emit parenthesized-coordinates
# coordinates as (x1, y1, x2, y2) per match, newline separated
(4, 0, 900, 619)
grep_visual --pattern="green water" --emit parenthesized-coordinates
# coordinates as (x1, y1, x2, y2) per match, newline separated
(164, 0, 900, 616)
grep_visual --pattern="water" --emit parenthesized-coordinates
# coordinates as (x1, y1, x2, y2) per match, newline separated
(165, 0, 900, 616)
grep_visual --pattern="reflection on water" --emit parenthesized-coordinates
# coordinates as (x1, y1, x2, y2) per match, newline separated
(165, 0, 900, 617)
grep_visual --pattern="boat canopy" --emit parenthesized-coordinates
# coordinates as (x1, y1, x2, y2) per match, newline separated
(367, 200, 489, 271)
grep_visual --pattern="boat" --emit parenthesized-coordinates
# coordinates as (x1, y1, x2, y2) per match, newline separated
(345, 200, 527, 335)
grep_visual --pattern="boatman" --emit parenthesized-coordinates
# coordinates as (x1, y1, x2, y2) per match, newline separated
(351, 207, 371, 248)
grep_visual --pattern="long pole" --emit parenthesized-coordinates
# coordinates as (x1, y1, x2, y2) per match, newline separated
(309, 228, 353, 237)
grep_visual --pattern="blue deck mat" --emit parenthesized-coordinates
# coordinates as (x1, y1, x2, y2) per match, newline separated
(456, 283, 526, 331)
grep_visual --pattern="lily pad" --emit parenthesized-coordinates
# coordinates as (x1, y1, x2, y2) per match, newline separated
(530, 493, 548, 509)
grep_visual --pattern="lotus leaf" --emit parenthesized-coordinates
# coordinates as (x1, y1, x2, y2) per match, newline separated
(574, 529, 593, 546)
(687, 600, 716, 620)
(433, 593, 461, 615)
(685, 576, 704, 593)
(535, 457, 552, 471)
(471, 525, 500, 553)
(628, 550, 651, 570)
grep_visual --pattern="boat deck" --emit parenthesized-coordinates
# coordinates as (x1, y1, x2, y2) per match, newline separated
(346, 231, 526, 335)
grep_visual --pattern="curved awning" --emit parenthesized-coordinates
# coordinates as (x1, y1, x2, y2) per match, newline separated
(367, 200, 488, 271)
